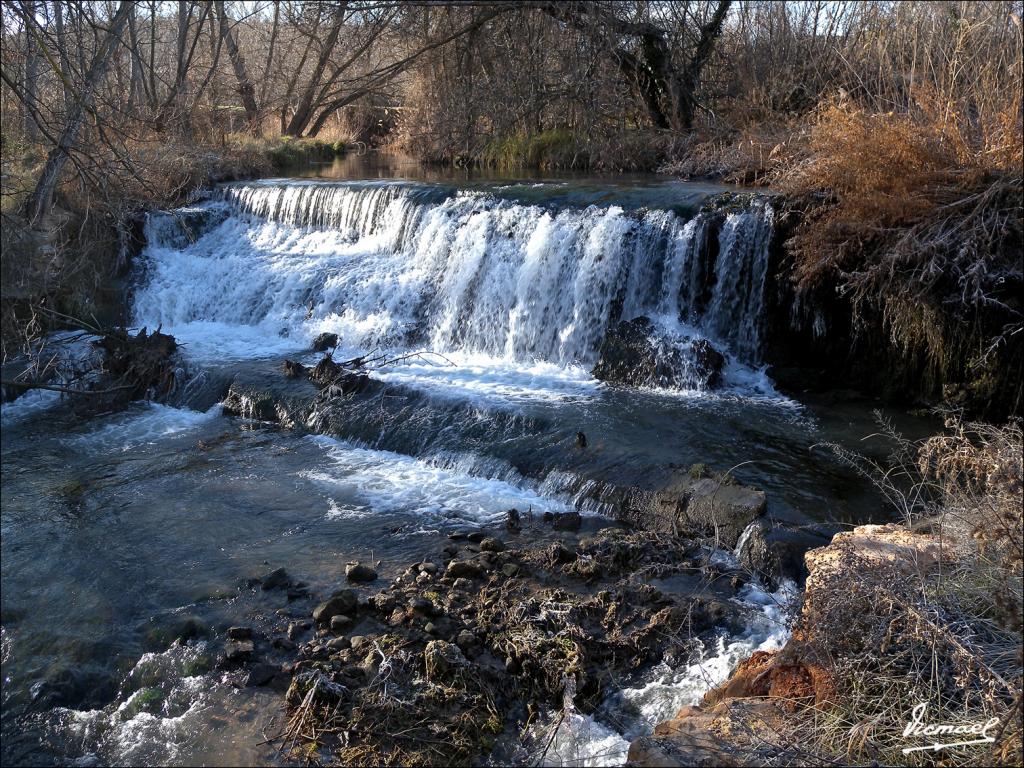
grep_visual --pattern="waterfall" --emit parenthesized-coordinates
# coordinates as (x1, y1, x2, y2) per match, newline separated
(135, 180, 775, 380)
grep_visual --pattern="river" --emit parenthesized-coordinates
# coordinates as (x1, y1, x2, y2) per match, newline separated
(1, 155, 934, 766)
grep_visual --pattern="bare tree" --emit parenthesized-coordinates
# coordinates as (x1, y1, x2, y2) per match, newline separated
(24, 1, 133, 225)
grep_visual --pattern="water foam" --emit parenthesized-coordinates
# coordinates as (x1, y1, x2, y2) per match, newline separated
(303, 435, 575, 526)
(134, 182, 777, 397)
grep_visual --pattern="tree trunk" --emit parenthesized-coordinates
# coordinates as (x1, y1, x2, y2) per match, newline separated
(25, 1, 133, 226)
(285, 5, 346, 137)
(22, 0, 40, 139)
(52, 0, 74, 113)
(214, 0, 259, 133)
(672, 0, 732, 132)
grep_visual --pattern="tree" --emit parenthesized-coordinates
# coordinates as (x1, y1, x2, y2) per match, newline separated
(25, 1, 133, 225)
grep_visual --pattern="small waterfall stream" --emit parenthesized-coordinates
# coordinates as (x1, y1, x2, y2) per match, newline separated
(135, 180, 775, 377)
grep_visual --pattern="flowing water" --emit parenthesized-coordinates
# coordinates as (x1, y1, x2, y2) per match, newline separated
(1, 159, 934, 766)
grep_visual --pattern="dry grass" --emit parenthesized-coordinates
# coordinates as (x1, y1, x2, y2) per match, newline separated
(806, 416, 1024, 766)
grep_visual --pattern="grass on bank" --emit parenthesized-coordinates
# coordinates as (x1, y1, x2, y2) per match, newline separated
(801, 416, 1024, 766)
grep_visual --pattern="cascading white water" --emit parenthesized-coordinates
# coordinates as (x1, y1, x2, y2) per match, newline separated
(134, 180, 775, 383)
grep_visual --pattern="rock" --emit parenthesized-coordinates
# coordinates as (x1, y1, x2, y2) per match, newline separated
(311, 332, 339, 352)
(575, 431, 587, 448)
(286, 585, 310, 601)
(424, 622, 437, 635)
(330, 614, 353, 632)
(446, 560, 483, 579)
(346, 562, 378, 583)
(225, 639, 254, 661)
(245, 663, 278, 687)
(501, 562, 520, 578)
(479, 537, 505, 552)
(423, 640, 467, 681)
(287, 620, 311, 639)
(227, 626, 252, 640)
(592, 317, 725, 390)
(612, 470, 767, 549)
(736, 520, 832, 587)
(628, 699, 786, 767)
(551, 511, 582, 531)
(452, 577, 472, 591)
(455, 630, 477, 651)
(327, 636, 351, 651)
(282, 360, 308, 378)
(272, 636, 296, 651)
(415, 571, 432, 585)
(410, 597, 436, 615)
(506, 508, 522, 532)
(312, 590, 358, 624)
(418, 561, 439, 575)
(350, 635, 371, 652)
(261, 567, 291, 590)
(548, 542, 577, 564)
(467, 531, 486, 544)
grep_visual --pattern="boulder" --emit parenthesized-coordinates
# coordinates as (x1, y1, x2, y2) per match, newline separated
(311, 332, 339, 352)
(423, 640, 467, 681)
(445, 560, 483, 579)
(313, 589, 358, 624)
(345, 562, 378, 583)
(628, 699, 788, 767)
(261, 567, 291, 590)
(225, 639, 254, 661)
(736, 520, 832, 586)
(330, 614, 353, 632)
(592, 317, 725, 390)
(227, 626, 252, 640)
(479, 537, 505, 552)
(245, 663, 279, 687)
(624, 472, 767, 549)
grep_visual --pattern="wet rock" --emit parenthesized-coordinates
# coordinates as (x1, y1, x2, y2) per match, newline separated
(592, 316, 725, 390)
(330, 614, 354, 632)
(227, 626, 252, 640)
(466, 531, 486, 544)
(424, 640, 467, 681)
(311, 332, 339, 352)
(261, 567, 291, 590)
(446, 560, 484, 579)
(313, 590, 358, 624)
(551, 511, 582, 531)
(225, 639, 254, 661)
(70, 755, 102, 768)
(501, 562, 521, 578)
(506, 507, 522, 532)
(272, 636, 296, 651)
(245, 663, 279, 687)
(286, 584, 311, 601)
(418, 561, 439, 575)
(288, 620, 312, 639)
(346, 562, 378, 583)
(612, 470, 767, 549)
(479, 537, 505, 552)
(575, 431, 588, 448)
(455, 630, 477, 652)
(327, 636, 351, 651)
(737, 520, 832, 586)
(282, 360, 308, 378)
